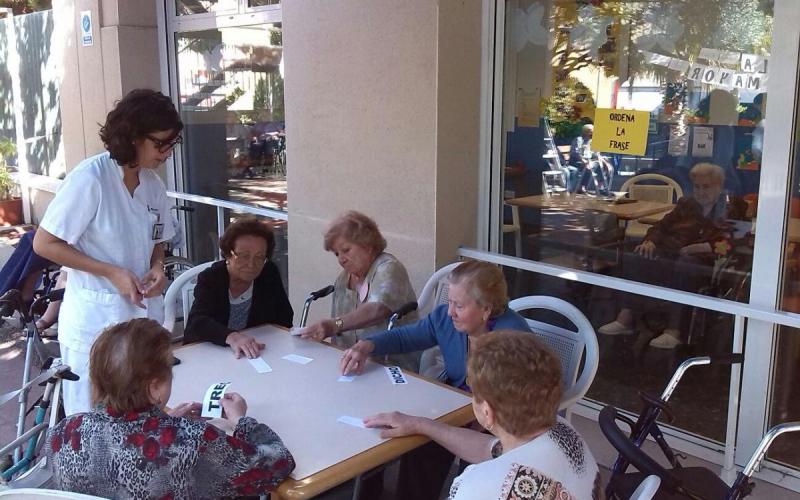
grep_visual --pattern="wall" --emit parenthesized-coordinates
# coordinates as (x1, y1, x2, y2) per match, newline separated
(283, 0, 482, 320)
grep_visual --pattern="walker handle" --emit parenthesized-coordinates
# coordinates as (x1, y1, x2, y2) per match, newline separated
(708, 353, 744, 365)
(309, 285, 335, 300)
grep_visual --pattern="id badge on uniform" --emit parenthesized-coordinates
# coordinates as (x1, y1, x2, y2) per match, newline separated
(152, 223, 164, 240)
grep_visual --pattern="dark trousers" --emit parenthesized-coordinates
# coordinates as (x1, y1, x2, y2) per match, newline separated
(396, 441, 457, 500)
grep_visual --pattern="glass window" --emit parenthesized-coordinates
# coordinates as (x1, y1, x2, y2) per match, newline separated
(175, 23, 286, 263)
(176, 0, 239, 16)
(497, 0, 772, 444)
(249, 0, 280, 7)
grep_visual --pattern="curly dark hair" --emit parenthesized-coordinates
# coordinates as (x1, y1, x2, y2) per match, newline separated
(99, 89, 183, 167)
(219, 217, 277, 260)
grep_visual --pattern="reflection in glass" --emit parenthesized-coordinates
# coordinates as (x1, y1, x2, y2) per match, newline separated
(176, 0, 238, 16)
(175, 24, 286, 269)
(498, 0, 772, 445)
(249, 0, 280, 6)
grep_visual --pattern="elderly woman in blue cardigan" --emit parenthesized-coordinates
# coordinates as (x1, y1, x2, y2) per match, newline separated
(337, 260, 532, 500)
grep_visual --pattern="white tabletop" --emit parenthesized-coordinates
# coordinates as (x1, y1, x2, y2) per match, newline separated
(169, 325, 472, 481)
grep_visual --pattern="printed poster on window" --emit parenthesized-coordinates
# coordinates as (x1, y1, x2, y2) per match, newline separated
(692, 126, 714, 157)
(668, 125, 689, 156)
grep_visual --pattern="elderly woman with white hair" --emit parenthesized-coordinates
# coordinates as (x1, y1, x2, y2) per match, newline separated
(599, 162, 732, 348)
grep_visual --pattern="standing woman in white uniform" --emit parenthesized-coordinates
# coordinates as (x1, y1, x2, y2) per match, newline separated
(33, 89, 180, 415)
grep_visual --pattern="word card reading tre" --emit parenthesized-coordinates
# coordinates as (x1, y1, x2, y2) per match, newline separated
(592, 108, 649, 156)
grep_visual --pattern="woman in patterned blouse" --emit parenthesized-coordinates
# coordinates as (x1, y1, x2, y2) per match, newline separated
(45, 318, 295, 498)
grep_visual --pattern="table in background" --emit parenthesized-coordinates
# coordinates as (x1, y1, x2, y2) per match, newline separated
(169, 325, 473, 499)
(506, 193, 674, 221)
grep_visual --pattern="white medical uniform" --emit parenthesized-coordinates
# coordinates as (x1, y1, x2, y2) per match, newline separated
(39, 152, 175, 415)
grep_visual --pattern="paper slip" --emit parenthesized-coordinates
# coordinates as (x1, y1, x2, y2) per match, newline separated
(282, 353, 313, 364)
(289, 327, 302, 336)
(337, 415, 366, 428)
(201, 381, 231, 418)
(338, 375, 356, 382)
(385, 365, 408, 385)
(247, 357, 272, 373)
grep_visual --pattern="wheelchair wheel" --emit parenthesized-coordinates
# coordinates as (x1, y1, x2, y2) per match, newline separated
(163, 256, 195, 284)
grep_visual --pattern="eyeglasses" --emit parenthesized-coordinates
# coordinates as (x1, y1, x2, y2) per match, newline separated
(145, 134, 183, 152)
(231, 250, 268, 266)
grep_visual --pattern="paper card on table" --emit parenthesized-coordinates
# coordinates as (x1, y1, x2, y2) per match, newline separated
(282, 353, 313, 364)
(337, 415, 366, 428)
(338, 375, 356, 382)
(201, 381, 231, 418)
(385, 366, 408, 385)
(247, 357, 272, 373)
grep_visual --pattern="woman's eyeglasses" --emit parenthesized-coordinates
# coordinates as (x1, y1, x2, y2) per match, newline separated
(145, 134, 183, 152)
(231, 251, 268, 267)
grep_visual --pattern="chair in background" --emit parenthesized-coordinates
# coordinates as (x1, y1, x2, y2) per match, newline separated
(620, 174, 683, 240)
(502, 203, 522, 257)
(508, 296, 599, 414)
(541, 170, 569, 196)
(163, 261, 214, 339)
(416, 262, 461, 380)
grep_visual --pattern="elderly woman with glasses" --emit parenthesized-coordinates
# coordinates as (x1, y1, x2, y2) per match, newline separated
(34, 89, 183, 415)
(184, 217, 293, 358)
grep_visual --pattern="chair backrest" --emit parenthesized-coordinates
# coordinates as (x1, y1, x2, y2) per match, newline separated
(0, 489, 108, 499)
(163, 261, 215, 334)
(621, 174, 684, 204)
(508, 296, 599, 410)
(629, 475, 661, 500)
(416, 262, 461, 316)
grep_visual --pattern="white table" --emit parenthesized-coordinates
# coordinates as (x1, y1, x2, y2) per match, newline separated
(169, 324, 473, 499)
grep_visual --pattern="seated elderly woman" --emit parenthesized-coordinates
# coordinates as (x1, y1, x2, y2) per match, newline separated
(599, 162, 732, 348)
(185, 217, 292, 358)
(339, 260, 531, 389)
(299, 210, 419, 370)
(364, 329, 601, 500)
(45, 318, 295, 498)
(337, 260, 531, 500)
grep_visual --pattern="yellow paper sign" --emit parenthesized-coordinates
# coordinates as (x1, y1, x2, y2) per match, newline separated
(591, 108, 650, 156)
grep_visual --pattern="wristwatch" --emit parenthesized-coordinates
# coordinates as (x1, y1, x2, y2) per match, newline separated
(333, 317, 344, 335)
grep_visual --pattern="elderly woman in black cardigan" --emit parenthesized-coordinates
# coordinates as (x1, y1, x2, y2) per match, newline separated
(184, 218, 292, 358)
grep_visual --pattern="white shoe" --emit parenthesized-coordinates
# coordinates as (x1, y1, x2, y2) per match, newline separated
(598, 321, 634, 336)
(649, 329, 682, 349)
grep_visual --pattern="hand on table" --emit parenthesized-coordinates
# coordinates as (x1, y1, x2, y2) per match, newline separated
(108, 266, 145, 308)
(141, 266, 167, 298)
(339, 340, 374, 375)
(634, 240, 657, 260)
(221, 392, 247, 421)
(167, 401, 202, 418)
(226, 331, 265, 359)
(363, 411, 425, 439)
(298, 319, 336, 341)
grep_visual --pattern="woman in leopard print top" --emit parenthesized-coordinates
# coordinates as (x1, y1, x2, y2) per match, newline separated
(45, 318, 295, 499)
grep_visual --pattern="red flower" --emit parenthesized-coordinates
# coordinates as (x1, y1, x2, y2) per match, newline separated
(142, 437, 160, 461)
(70, 431, 81, 451)
(237, 484, 257, 496)
(50, 434, 62, 453)
(159, 426, 177, 447)
(143, 416, 160, 432)
(202, 426, 219, 441)
(126, 432, 146, 447)
(106, 406, 122, 418)
(158, 494, 173, 500)
(123, 410, 139, 421)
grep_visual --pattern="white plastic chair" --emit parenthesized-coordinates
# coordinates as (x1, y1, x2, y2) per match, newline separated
(621, 174, 684, 239)
(417, 262, 461, 379)
(162, 261, 215, 336)
(629, 475, 661, 500)
(508, 296, 599, 412)
(0, 489, 108, 499)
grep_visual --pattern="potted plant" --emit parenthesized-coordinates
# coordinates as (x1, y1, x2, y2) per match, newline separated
(0, 137, 23, 225)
